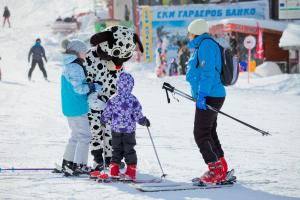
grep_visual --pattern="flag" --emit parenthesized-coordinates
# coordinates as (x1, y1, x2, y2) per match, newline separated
(256, 22, 264, 60)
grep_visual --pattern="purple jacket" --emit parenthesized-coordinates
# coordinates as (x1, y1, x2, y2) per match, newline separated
(101, 72, 146, 133)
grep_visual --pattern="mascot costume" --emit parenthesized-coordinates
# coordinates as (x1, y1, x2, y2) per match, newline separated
(83, 26, 144, 170)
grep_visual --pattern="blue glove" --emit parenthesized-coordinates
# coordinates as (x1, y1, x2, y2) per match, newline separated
(196, 92, 208, 110)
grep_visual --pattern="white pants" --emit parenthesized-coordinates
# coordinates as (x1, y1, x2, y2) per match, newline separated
(63, 115, 92, 165)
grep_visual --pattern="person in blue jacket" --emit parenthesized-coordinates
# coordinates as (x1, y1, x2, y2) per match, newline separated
(58, 39, 101, 176)
(186, 19, 228, 184)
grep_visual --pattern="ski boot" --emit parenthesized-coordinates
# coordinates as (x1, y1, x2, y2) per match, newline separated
(219, 157, 228, 180)
(122, 164, 136, 181)
(73, 164, 92, 176)
(64, 163, 77, 177)
(52, 159, 73, 173)
(199, 160, 225, 185)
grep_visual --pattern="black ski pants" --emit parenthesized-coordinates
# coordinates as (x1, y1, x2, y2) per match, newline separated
(111, 132, 137, 165)
(28, 59, 47, 79)
(194, 97, 225, 164)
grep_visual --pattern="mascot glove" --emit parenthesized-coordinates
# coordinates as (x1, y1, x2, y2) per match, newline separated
(196, 92, 208, 110)
(87, 92, 107, 111)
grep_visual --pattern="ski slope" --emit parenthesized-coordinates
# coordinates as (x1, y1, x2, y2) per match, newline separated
(1, 1, 300, 199)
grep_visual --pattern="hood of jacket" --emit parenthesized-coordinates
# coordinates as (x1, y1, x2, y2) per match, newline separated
(117, 72, 134, 96)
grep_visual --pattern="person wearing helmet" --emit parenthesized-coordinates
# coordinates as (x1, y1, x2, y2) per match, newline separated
(186, 19, 228, 185)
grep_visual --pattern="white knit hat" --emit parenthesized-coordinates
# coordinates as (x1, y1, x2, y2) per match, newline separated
(187, 19, 209, 35)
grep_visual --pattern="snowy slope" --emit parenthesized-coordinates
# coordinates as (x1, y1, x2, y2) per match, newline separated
(1, 1, 300, 200)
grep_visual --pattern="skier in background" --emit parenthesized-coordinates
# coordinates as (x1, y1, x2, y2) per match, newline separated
(28, 38, 48, 81)
(179, 45, 190, 75)
(2, 6, 11, 28)
(169, 58, 178, 76)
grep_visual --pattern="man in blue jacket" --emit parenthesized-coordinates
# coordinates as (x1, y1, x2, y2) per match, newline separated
(28, 38, 48, 81)
(186, 19, 228, 184)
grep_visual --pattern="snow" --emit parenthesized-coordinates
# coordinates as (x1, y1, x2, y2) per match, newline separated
(208, 18, 288, 32)
(1, 1, 300, 200)
(255, 62, 283, 77)
(279, 23, 300, 50)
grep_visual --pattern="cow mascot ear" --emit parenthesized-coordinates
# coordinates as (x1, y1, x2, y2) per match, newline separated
(133, 33, 144, 53)
(90, 31, 114, 47)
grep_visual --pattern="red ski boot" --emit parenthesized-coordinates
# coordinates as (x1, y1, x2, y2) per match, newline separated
(219, 157, 228, 180)
(110, 163, 120, 178)
(200, 160, 225, 184)
(90, 170, 101, 179)
(124, 164, 136, 180)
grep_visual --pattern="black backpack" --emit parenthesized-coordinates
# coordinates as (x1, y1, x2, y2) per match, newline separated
(197, 37, 239, 86)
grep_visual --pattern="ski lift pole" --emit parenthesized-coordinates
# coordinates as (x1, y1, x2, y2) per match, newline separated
(162, 82, 270, 136)
(146, 127, 167, 179)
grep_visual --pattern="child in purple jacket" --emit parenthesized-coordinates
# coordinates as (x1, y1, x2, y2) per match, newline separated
(100, 72, 150, 180)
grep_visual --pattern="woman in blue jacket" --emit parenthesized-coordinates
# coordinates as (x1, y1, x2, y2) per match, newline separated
(186, 19, 228, 184)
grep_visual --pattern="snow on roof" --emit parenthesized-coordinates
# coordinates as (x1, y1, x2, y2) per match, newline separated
(279, 23, 300, 49)
(208, 18, 288, 32)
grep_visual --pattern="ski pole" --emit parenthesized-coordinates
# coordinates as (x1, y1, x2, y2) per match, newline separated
(162, 82, 270, 136)
(100, 124, 109, 179)
(146, 127, 167, 179)
(0, 168, 54, 172)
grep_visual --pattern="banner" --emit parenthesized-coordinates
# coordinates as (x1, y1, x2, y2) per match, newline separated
(256, 23, 264, 60)
(139, 1, 269, 62)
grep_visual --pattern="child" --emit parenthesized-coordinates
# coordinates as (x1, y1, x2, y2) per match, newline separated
(100, 72, 150, 180)
(58, 39, 100, 176)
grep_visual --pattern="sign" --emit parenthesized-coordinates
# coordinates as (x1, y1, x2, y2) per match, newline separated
(279, 0, 300, 19)
(140, 6, 153, 62)
(139, 0, 269, 62)
(152, 0, 269, 21)
(244, 35, 256, 50)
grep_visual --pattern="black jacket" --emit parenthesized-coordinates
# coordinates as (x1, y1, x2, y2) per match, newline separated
(3, 8, 10, 18)
(28, 45, 47, 62)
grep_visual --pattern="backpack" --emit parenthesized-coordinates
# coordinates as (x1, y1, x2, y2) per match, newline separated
(196, 37, 239, 86)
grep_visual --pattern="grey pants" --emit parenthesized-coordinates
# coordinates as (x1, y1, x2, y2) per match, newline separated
(111, 132, 137, 165)
(63, 115, 92, 165)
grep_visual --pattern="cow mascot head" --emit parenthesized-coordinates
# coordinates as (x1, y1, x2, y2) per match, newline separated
(85, 25, 144, 111)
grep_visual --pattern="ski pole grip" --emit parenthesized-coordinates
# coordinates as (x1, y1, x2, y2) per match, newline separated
(162, 82, 175, 92)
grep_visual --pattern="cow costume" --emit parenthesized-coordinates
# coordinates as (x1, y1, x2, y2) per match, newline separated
(83, 26, 143, 170)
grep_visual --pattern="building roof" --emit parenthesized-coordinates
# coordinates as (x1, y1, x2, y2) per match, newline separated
(208, 18, 288, 32)
(279, 23, 300, 49)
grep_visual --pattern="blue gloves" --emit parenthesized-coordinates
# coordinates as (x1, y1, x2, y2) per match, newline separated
(196, 92, 208, 110)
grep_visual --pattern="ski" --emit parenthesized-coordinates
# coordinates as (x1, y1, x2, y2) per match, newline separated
(133, 169, 236, 192)
(134, 181, 234, 192)
(96, 176, 163, 184)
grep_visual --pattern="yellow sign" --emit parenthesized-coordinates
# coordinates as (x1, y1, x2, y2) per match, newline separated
(141, 6, 153, 63)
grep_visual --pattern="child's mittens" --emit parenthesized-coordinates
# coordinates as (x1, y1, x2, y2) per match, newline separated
(139, 117, 151, 127)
